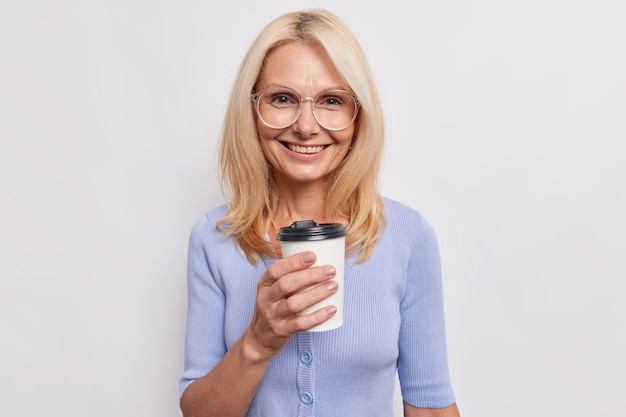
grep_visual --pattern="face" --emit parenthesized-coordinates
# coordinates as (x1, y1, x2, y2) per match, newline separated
(254, 42, 356, 189)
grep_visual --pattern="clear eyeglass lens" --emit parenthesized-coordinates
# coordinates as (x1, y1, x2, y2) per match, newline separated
(255, 88, 357, 130)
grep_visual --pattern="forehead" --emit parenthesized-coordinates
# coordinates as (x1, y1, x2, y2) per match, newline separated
(256, 42, 348, 92)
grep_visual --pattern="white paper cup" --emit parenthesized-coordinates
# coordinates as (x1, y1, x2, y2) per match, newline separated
(277, 220, 347, 332)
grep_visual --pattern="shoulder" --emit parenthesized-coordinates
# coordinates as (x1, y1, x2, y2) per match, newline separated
(188, 204, 229, 247)
(186, 204, 246, 287)
(382, 197, 437, 242)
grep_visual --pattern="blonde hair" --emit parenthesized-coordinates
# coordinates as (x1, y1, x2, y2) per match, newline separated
(218, 9, 386, 263)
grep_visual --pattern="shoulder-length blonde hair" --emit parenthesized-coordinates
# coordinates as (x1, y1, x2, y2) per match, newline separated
(218, 9, 386, 263)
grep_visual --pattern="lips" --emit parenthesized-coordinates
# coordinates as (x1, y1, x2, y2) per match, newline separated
(285, 143, 327, 154)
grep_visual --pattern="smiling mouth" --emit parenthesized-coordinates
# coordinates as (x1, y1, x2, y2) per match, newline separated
(284, 143, 327, 154)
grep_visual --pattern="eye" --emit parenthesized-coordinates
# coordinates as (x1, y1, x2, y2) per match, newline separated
(266, 90, 299, 107)
(316, 91, 354, 109)
(319, 95, 343, 106)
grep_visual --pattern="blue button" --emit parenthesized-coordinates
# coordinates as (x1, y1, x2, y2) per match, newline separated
(299, 391, 313, 404)
(299, 350, 312, 364)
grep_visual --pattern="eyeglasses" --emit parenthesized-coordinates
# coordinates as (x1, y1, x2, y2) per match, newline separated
(251, 87, 359, 131)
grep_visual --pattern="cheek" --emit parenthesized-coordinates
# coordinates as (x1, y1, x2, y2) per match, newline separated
(334, 126, 355, 147)
(256, 123, 280, 160)
(256, 118, 280, 143)
(256, 121, 270, 145)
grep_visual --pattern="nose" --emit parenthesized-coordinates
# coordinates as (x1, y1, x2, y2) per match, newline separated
(292, 98, 320, 136)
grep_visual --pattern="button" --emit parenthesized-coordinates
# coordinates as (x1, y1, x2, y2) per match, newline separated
(299, 391, 313, 405)
(299, 350, 312, 364)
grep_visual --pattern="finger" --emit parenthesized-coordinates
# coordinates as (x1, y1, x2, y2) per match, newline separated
(281, 279, 339, 317)
(288, 305, 338, 333)
(261, 251, 316, 288)
(266, 264, 336, 303)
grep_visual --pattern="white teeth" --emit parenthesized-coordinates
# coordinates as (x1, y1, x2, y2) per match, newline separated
(288, 144, 325, 154)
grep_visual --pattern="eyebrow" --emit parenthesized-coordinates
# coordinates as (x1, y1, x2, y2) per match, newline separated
(257, 84, 351, 94)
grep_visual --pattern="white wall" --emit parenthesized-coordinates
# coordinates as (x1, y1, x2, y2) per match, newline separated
(1, 1, 624, 416)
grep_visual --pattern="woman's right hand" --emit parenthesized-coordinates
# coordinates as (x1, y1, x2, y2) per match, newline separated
(244, 251, 338, 361)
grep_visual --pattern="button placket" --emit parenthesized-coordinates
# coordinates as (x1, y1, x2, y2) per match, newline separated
(299, 350, 312, 364)
(296, 332, 315, 416)
(299, 391, 313, 404)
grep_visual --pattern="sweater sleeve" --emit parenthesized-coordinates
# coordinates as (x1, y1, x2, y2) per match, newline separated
(397, 213, 455, 408)
(179, 215, 227, 397)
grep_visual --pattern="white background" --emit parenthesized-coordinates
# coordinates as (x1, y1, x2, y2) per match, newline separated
(1, 1, 625, 416)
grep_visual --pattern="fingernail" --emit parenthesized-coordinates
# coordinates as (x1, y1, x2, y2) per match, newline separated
(302, 253, 315, 264)
(326, 280, 338, 291)
(322, 266, 336, 277)
(327, 306, 337, 316)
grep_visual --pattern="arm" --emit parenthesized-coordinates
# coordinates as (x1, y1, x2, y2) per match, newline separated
(404, 401, 460, 417)
(398, 213, 457, 411)
(180, 332, 271, 417)
(180, 251, 338, 417)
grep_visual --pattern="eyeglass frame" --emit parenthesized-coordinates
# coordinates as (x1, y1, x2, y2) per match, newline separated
(250, 87, 360, 131)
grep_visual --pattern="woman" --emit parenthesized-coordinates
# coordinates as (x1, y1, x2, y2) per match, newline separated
(180, 9, 460, 417)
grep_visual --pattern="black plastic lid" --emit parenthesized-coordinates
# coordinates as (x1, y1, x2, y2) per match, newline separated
(276, 220, 348, 241)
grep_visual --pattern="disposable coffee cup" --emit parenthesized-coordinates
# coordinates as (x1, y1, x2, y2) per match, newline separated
(277, 220, 347, 332)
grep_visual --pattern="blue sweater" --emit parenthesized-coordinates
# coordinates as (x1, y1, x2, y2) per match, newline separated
(180, 198, 455, 416)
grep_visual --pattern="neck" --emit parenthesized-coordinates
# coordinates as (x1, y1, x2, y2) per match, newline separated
(269, 178, 348, 258)
(273, 185, 328, 227)
(271, 175, 348, 226)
